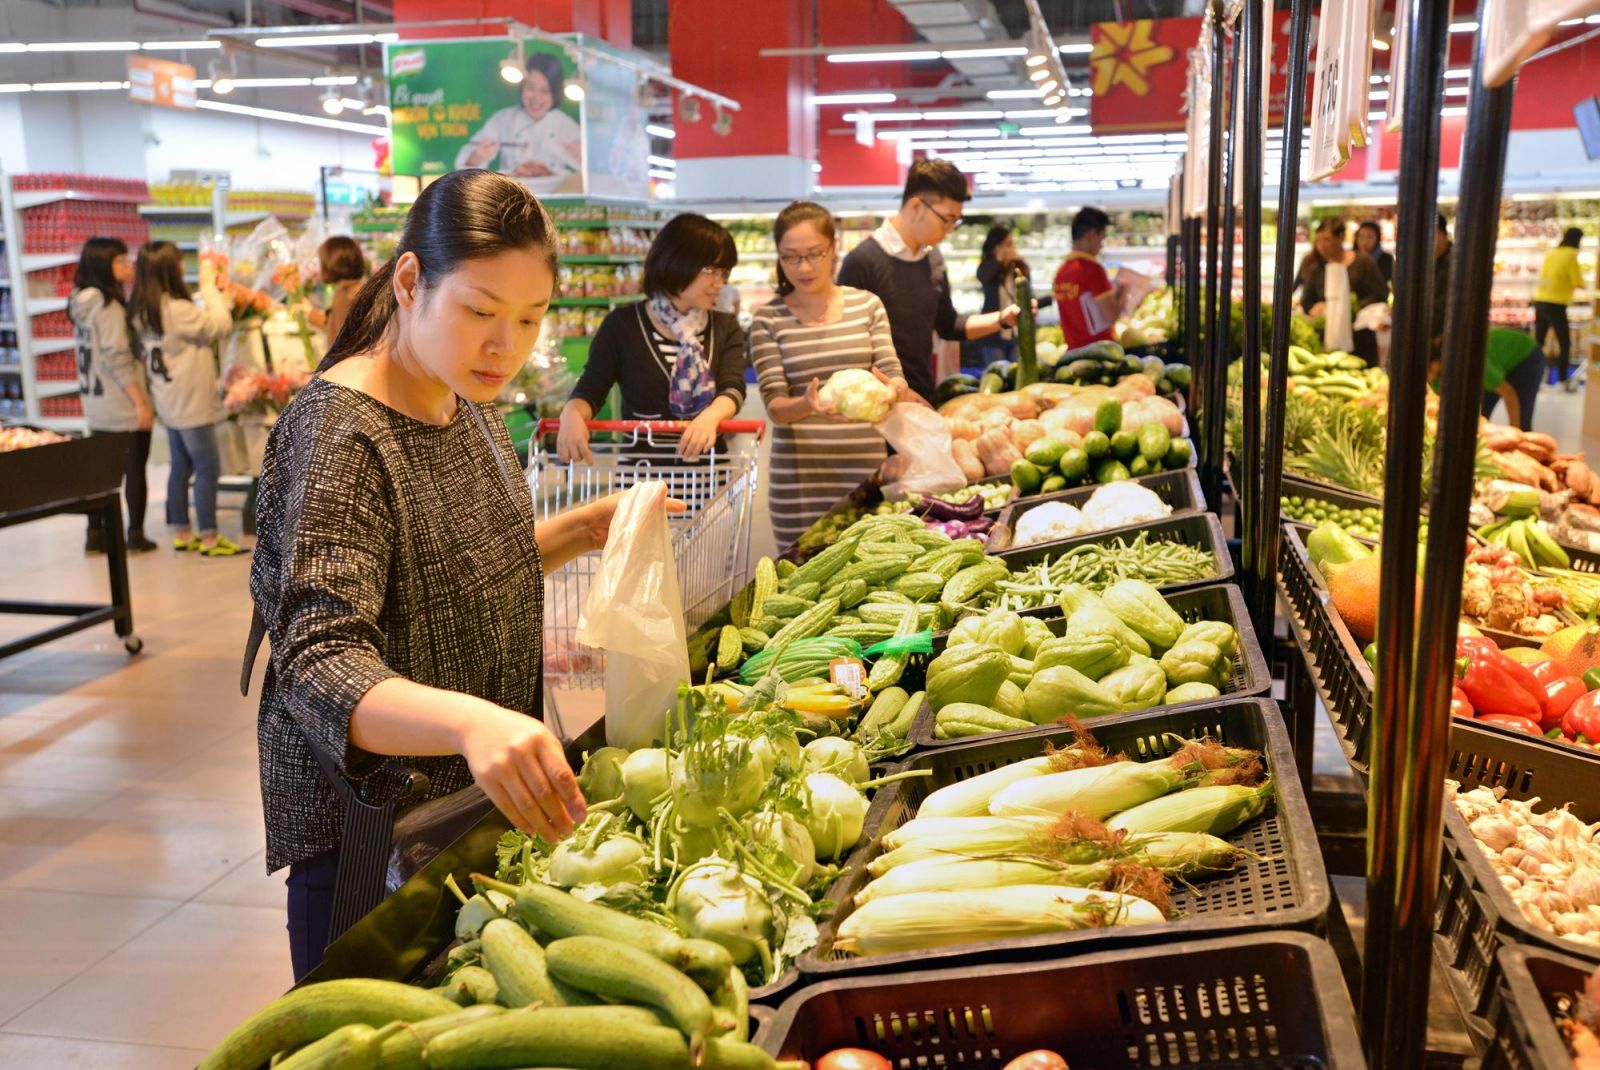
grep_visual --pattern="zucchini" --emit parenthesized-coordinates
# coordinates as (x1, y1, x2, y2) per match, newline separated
(275, 1023, 379, 1070)
(856, 686, 910, 737)
(440, 964, 500, 1007)
(482, 918, 594, 1009)
(196, 979, 459, 1070)
(423, 1006, 781, 1070)
(711, 964, 750, 1044)
(484, 880, 734, 990)
(546, 935, 717, 1056)
(377, 1005, 507, 1070)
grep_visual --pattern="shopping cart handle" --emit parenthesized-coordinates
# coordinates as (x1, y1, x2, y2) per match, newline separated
(536, 419, 767, 442)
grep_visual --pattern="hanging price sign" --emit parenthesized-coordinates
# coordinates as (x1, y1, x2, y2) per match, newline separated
(1482, 0, 1600, 88)
(1386, 0, 1411, 133)
(1183, 9, 1213, 218)
(1231, 0, 1274, 208)
(1307, 0, 1375, 179)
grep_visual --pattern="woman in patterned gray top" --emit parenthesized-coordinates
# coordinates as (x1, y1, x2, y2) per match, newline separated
(250, 171, 631, 978)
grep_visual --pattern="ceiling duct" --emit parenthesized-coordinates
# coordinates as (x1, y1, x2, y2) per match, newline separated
(890, 0, 1016, 85)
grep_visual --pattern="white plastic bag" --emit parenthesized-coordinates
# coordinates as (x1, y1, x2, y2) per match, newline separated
(575, 482, 689, 749)
(876, 403, 967, 500)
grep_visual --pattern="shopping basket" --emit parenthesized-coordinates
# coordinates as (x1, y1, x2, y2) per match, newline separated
(530, 419, 765, 689)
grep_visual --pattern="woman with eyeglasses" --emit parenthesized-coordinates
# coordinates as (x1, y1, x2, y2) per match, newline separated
(557, 213, 746, 464)
(750, 201, 910, 549)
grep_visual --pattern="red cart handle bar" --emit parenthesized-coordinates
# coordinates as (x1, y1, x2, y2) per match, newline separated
(536, 419, 767, 443)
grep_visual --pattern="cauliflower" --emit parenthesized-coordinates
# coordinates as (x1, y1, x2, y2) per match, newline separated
(818, 368, 896, 423)
(1014, 502, 1090, 547)
(1081, 482, 1171, 530)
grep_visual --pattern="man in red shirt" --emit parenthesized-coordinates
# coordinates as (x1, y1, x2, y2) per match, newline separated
(1053, 207, 1125, 349)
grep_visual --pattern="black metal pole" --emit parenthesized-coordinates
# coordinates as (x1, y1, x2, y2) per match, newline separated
(1261, 0, 1312, 768)
(1219, 22, 1246, 607)
(1238, 0, 1269, 646)
(1183, 214, 1203, 417)
(1362, 0, 1451, 1062)
(1166, 233, 1178, 291)
(1199, 3, 1227, 514)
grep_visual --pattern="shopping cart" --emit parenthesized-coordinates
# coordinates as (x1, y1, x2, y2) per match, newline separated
(530, 419, 765, 692)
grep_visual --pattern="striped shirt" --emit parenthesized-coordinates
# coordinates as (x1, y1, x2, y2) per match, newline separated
(750, 288, 904, 548)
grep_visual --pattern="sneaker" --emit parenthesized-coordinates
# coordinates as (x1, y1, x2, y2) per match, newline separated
(85, 531, 106, 556)
(199, 534, 249, 557)
(173, 535, 201, 552)
(127, 532, 158, 554)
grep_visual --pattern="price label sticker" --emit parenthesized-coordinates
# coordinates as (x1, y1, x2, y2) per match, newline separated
(830, 657, 868, 701)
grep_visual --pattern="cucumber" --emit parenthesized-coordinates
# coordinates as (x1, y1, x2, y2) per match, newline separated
(1081, 431, 1110, 460)
(1094, 458, 1131, 484)
(485, 880, 734, 991)
(482, 918, 595, 1009)
(197, 980, 460, 1070)
(1109, 429, 1139, 461)
(1129, 454, 1151, 477)
(1093, 397, 1122, 437)
(441, 964, 500, 1007)
(1137, 420, 1172, 462)
(1058, 447, 1089, 481)
(1010, 458, 1043, 495)
(1024, 434, 1070, 469)
(711, 965, 750, 1044)
(546, 935, 716, 1056)
(422, 1007, 692, 1070)
(856, 686, 910, 737)
(377, 1005, 507, 1070)
(275, 1023, 379, 1070)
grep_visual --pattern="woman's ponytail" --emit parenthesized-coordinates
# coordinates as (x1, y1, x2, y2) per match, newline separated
(320, 258, 399, 371)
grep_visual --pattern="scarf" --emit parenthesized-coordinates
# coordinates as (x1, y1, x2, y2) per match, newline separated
(650, 295, 715, 419)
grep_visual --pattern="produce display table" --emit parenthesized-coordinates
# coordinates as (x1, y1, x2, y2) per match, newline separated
(0, 433, 141, 659)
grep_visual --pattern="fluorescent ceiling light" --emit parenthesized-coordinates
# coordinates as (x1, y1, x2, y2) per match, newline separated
(648, 169, 676, 180)
(1058, 43, 1094, 55)
(1442, 105, 1469, 115)
(646, 124, 676, 139)
(813, 92, 895, 105)
(1006, 109, 1058, 118)
(312, 75, 359, 86)
(940, 46, 1027, 59)
(338, 97, 366, 110)
(920, 110, 1002, 120)
(27, 41, 139, 52)
(1372, 37, 1390, 50)
(196, 98, 386, 134)
(1029, 68, 1051, 81)
(34, 80, 130, 91)
(0, 44, 24, 53)
(363, 103, 390, 116)
(1370, 89, 1389, 100)
(1367, 110, 1386, 121)
(879, 128, 950, 139)
(217, 77, 315, 88)
(1025, 54, 1049, 67)
(0, 83, 32, 93)
(987, 88, 1045, 99)
(1444, 69, 1473, 79)
(647, 155, 676, 167)
(1445, 85, 1469, 96)
(258, 33, 397, 48)
(142, 40, 221, 51)
(826, 50, 940, 63)
(1450, 21, 1479, 32)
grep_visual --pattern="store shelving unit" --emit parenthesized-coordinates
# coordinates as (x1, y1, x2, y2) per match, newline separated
(0, 173, 150, 432)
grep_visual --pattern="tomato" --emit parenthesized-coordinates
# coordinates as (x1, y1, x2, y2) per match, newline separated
(1003, 1053, 1071, 1070)
(1540, 675, 1588, 730)
(1478, 714, 1544, 736)
(816, 1050, 892, 1070)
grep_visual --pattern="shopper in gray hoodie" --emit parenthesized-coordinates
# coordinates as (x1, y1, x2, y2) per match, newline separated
(129, 241, 242, 556)
(69, 237, 157, 553)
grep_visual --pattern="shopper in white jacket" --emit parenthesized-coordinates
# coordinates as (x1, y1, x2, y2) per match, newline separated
(129, 241, 243, 556)
(69, 236, 158, 554)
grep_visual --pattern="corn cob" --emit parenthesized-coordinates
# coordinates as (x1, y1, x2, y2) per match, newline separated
(856, 856, 1119, 906)
(988, 761, 1185, 820)
(1107, 781, 1272, 837)
(833, 885, 1163, 956)
(917, 756, 1054, 819)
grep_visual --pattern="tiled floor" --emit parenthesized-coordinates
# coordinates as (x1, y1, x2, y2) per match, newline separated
(0, 484, 283, 1068)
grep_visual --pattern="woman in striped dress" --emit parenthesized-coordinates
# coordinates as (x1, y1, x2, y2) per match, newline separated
(750, 202, 909, 549)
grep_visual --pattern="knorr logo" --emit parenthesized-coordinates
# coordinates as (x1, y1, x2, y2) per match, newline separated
(391, 49, 426, 77)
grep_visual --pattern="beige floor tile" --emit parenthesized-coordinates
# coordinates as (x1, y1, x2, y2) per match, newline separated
(0, 1031, 207, 1069)
(5, 902, 290, 1052)
(0, 786, 118, 848)
(128, 728, 263, 805)
(0, 888, 178, 1025)
(0, 790, 264, 899)
(0, 747, 186, 794)
(194, 850, 283, 910)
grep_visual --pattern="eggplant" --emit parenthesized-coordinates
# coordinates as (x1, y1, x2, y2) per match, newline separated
(918, 494, 985, 522)
(965, 516, 995, 533)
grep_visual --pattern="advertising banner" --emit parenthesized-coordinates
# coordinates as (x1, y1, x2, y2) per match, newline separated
(128, 56, 196, 111)
(385, 38, 584, 194)
(580, 52, 650, 201)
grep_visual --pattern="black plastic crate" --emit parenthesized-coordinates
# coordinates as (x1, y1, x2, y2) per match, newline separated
(1482, 945, 1594, 1070)
(763, 933, 1363, 1069)
(1282, 473, 1382, 508)
(1432, 722, 1600, 1045)
(907, 581, 1271, 747)
(990, 511, 1234, 596)
(800, 698, 1330, 980)
(988, 468, 1205, 551)
(782, 478, 1017, 564)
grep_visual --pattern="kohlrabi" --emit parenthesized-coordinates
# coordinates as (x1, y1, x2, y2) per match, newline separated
(547, 832, 648, 889)
(621, 748, 672, 820)
(801, 772, 868, 861)
(668, 858, 776, 977)
(577, 746, 629, 805)
(673, 736, 765, 827)
(801, 737, 870, 786)
(746, 809, 818, 887)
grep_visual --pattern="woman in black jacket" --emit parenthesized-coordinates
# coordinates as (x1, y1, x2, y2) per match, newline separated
(974, 224, 1026, 364)
(1353, 220, 1394, 293)
(556, 214, 745, 463)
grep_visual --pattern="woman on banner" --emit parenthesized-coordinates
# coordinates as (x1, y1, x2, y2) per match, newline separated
(456, 52, 582, 191)
(1296, 218, 1388, 366)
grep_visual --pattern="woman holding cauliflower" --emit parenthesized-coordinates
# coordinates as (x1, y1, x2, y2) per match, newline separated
(749, 201, 910, 548)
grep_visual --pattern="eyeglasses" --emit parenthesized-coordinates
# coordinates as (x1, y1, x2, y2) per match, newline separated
(777, 246, 834, 269)
(920, 198, 963, 230)
(699, 266, 731, 281)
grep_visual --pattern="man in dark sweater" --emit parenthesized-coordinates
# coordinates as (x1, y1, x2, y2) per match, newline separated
(838, 159, 1023, 404)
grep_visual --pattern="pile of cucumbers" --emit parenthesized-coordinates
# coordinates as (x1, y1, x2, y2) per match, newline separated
(1011, 397, 1193, 496)
(935, 342, 1190, 405)
(197, 880, 796, 1070)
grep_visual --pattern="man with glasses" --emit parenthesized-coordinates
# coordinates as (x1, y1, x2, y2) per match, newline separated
(1053, 207, 1126, 350)
(839, 159, 1024, 405)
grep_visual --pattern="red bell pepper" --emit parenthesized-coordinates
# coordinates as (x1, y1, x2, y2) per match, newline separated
(1479, 714, 1544, 736)
(1456, 638, 1545, 724)
(1450, 686, 1475, 721)
(1561, 690, 1600, 743)
(1529, 658, 1568, 687)
(1540, 676, 1588, 731)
